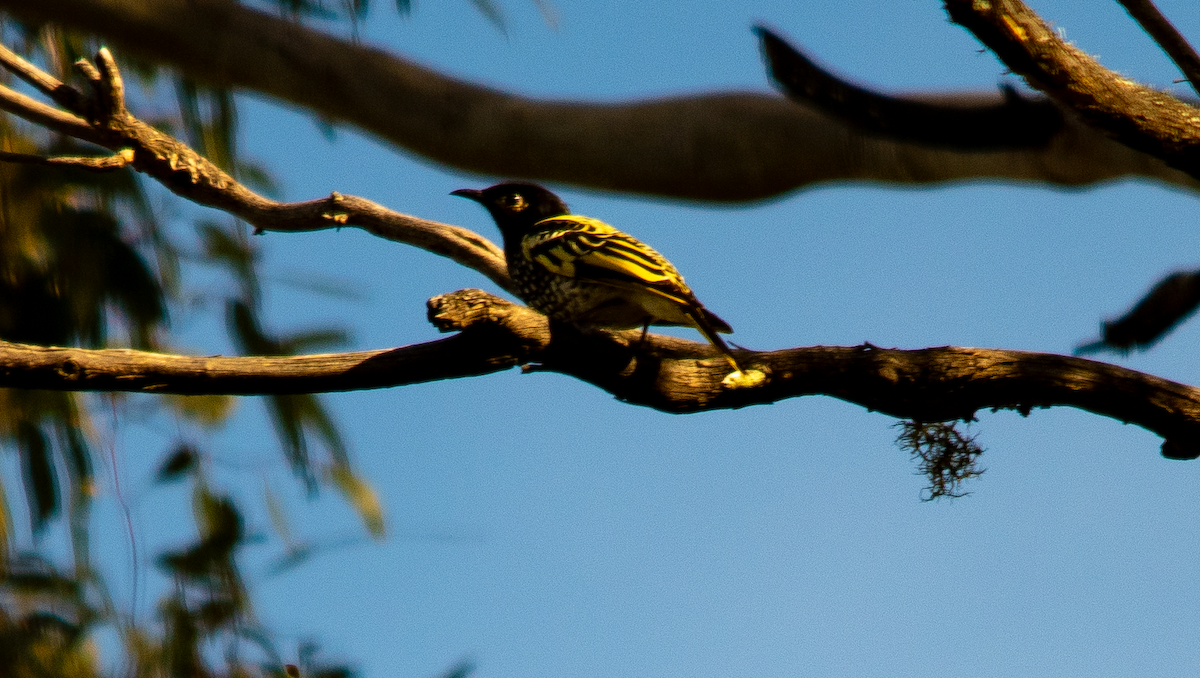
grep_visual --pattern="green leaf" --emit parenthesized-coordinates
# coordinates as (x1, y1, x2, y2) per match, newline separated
(226, 299, 351, 483)
(281, 328, 350, 354)
(263, 482, 295, 547)
(17, 422, 58, 532)
(200, 221, 260, 304)
(156, 444, 199, 483)
(271, 268, 366, 301)
(438, 659, 475, 678)
(329, 465, 385, 539)
(468, 0, 507, 33)
(61, 424, 93, 492)
(4, 570, 77, 597)
(164, 393, 236, 428)
(237, 160, 281, 199)
(0, 475, 10, 569)
(42, 207, 167, 348)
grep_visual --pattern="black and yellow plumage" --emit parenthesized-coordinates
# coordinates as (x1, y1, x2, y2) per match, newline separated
(452, 181, 755, 380)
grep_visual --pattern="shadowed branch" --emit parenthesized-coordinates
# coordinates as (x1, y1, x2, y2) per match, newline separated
(2, 0, 1197, 199)
(754, 25, 1065, 149)
(1077, 270, 1200, 355)
(3, 289, 1200, 460)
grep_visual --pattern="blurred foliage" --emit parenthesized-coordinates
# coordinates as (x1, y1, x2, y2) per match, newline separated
(1076, 269, 1200, 356)
(0, 9, 407, 677)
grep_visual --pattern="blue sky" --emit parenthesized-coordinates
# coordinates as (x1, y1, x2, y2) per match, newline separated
(59, 1, 1200, 676)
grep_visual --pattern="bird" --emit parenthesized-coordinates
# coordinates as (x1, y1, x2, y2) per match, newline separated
(452, 181, 762, 385)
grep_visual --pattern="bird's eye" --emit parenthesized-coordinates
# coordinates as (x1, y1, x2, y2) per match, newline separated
(500, 193, 528, 211)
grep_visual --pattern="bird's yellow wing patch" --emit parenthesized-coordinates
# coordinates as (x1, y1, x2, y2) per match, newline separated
(524, 216, 694, 304)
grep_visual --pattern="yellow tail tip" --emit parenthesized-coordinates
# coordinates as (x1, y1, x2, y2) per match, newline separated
(721, 368, 766, 389)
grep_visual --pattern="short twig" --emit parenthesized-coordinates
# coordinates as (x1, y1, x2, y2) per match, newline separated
(0, 149, 134, 171)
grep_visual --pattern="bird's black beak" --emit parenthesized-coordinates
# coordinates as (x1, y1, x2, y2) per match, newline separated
(450, 188, 484, 203)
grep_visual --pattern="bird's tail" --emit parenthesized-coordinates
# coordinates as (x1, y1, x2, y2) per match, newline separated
(685, 308, 743, 373)
(699, 307, 733, 333)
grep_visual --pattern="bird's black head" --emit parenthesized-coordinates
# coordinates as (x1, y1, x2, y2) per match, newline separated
(451, 182, 570, 241)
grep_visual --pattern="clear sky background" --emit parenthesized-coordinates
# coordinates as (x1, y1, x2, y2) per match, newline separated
(48, 1, 1200, 676)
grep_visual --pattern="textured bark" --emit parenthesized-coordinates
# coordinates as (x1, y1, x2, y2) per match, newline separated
(3, 0, 1197, 200)
(4, 289, 1200, 460)
(945, 0, 1200, 180)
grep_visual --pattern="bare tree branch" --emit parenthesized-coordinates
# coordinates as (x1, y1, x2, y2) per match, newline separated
(0, 40, 86, 110)
(0, 32, 1194, 462)
(0, 46, 514, 293)
(0, 148, 133, 170)
(1077, 270, 1200, 355)
(3, 0, 1197, 199)
(1116, 0, 1200, 97)
(755, 25, 1065, 149)
(944, 0, 1200, 180)
(0, 81, 100, 142)
(3, 288, 1199, 460)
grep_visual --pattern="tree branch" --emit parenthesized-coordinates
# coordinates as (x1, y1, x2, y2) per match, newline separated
(3, 0, 1197, 199)
(944, 0, 1200, 180)
(1116, 0, 1200, 97)
(1, 22, 1197, 461)
(0, 40, 87, 110)
(0, 148, 134, 170)
(755, 25, 1065, 149)
(0, 80, 101, 143)
(0, 45, 514, 293)
(3, 289, 1199, 460)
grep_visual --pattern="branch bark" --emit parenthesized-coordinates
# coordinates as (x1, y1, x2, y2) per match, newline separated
(944, 0, 1200, 180)
(4, 0, 1197, 199)
(4, 289, 1199, 460)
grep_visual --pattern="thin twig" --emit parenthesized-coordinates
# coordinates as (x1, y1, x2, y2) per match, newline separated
(1116, 0, 1200, 98)
(0, 41, 85, 112)
(0, 82, 102, 143)
(0, 149, 134, 171)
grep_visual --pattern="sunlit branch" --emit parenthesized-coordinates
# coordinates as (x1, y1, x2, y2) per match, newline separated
(0, 148, 133, 171)
(944, 0, 1200, 180)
